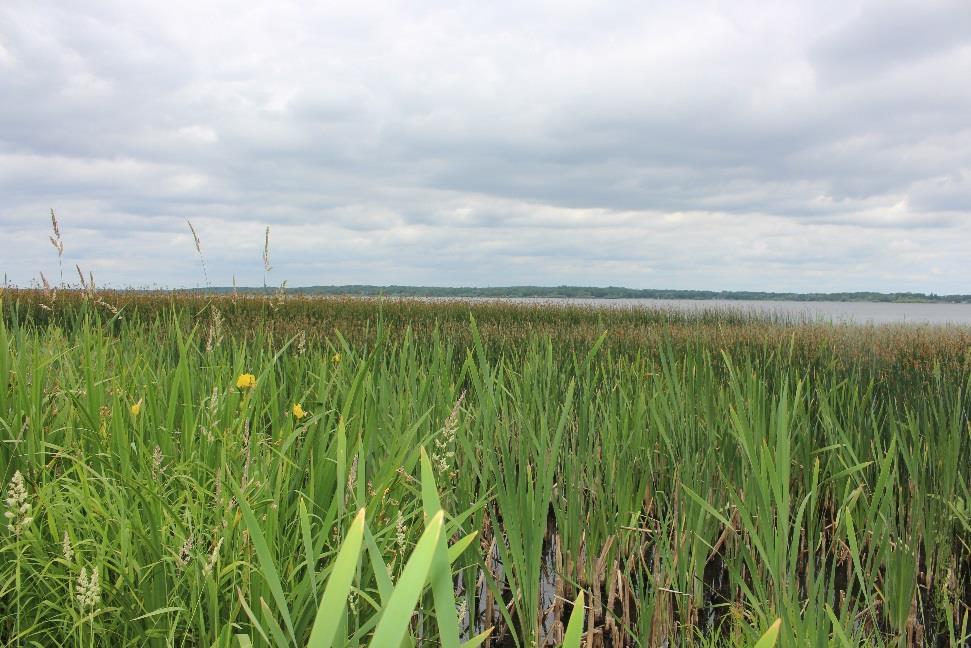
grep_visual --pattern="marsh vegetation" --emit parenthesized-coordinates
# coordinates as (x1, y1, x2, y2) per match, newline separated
(0, 290, 968, 646)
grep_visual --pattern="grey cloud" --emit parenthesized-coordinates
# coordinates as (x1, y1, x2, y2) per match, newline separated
(908, 172, 971, 213)
(810, 0, 971, 83)
(1, 0, 969, 292)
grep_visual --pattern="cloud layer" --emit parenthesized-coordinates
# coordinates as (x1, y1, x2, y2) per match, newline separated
(2, 0, 970, 291)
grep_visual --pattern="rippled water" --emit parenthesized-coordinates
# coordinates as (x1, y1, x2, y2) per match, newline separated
(439, 297, 971, 326)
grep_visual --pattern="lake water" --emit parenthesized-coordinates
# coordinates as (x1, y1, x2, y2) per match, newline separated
(427, 297, 971, 326)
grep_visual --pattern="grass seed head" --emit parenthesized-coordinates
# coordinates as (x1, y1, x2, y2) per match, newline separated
(262, 226, 272, 272)
(176, 534, 194, 570)
(75, 566, 100, 611)
(62, 531, 75, 561)
(152, 445, 164, 478)
(203, 537, 224, 576)
(4, 470, 32, 536)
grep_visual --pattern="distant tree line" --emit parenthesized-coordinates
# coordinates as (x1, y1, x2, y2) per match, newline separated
(198, 284, 971, 303)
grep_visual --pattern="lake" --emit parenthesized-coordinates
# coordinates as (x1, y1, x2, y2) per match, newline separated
(425, 297, 971, 325)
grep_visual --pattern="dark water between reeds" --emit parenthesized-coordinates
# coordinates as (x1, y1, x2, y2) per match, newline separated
(428, 297, 971, 326)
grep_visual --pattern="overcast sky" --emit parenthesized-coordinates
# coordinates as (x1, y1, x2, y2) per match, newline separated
(2, 0, 970, 292)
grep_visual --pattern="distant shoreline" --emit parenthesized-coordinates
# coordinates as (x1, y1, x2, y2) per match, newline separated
(187, 285, 971, 304)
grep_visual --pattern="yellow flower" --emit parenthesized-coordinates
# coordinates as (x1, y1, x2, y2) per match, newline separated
(331, 352, 341, 365)
(130, 399, 142, 416)
(236, 373, 256, 390)
(292, 403, 306, 419)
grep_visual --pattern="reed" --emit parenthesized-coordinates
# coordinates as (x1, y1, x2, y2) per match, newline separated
(0, 292, 967, 646)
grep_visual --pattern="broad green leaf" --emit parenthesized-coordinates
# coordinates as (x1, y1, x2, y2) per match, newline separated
(447, 531, 478, 565)
(562, 591, 585, 648)
(420, 448, 460, 648)
(234, 484, 297, 644)
(307, 508, 367, 648)
(299, 499, 319, 602)
(369, 511, 445, 647)
(753, 618, 782, 648)
(460, 628, 493, 648)
(260, 597, 290, 648)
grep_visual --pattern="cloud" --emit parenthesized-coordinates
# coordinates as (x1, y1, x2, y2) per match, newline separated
(810, 0, 971, 83)
(0, 0, 969, 292)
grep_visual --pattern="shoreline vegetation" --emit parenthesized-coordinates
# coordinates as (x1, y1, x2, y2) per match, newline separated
(187, 284, 971, 303)
(1, 288, 969, 646)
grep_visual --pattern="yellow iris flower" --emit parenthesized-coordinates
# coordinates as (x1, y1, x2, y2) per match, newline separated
(236, 373, 256, 389)
(292, 403, 306, 419)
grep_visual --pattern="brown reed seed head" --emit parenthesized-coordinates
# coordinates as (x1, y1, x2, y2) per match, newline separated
(263, 226, 271, 272)
(49, 208, 64, 255)
(187, 220, 202, 254)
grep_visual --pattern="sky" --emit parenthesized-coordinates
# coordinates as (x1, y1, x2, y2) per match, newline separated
(1, 0, 970, 293)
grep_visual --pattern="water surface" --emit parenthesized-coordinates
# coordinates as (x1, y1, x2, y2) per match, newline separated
(428, 297, 971, 326)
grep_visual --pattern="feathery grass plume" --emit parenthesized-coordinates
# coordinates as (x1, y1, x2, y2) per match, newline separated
(205, 307, 224, 352)
(395, 512, 406, 550)
(456, 596, 469, 630)
(96, 297, 119, 314)
(392, 511, 408, 573)
(79, 268, 118, 313)
(75, 566, 100, 610)
(262, 225, 272, 295)
(49, 208, 64, 286)
(186, 220, 210, 288)
(203, 537, 223, 576)
(433, 390, 465, 475)
(4, 470, 33, 536)
(202, 386, 219, 441)
(213, 467, 223, 505)
(241, 418, 252, 487)
(38, 271, 55, 310)
(175, 534, 194, 570)
(346, 454, 358, 504)
(62, 531, 75, 561)
(262, 226, 272, 272)
(151, 445, 163, 478)
(273, 279, 288, 310)
(76, 264, 88, 293)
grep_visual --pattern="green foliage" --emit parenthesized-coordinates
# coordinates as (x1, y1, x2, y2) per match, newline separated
(0, 295, 969, 646)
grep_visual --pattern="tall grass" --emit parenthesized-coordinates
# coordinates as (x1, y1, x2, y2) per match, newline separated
(0, 292, 968, 646)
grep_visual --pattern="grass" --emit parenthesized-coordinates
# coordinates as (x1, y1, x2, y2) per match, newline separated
(0, 289, 968, 646)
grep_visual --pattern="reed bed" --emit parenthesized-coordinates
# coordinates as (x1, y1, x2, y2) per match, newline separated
(0, 290, 968, 647)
